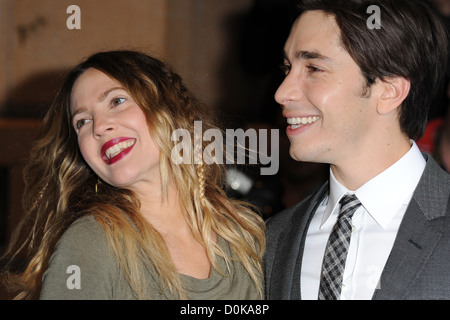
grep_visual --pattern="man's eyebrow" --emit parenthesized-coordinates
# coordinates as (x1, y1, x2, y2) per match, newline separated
(283, 50, 333, 63)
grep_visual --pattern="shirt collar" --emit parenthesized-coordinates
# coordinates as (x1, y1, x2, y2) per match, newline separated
(321, 141, 426, 229)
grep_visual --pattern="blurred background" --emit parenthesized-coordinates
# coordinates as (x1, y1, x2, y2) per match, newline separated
(0, 0, 448, 299)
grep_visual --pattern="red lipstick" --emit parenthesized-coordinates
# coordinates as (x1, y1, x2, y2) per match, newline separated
(101, 137, 136, 165)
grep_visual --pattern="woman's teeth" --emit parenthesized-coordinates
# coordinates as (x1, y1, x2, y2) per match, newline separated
(287, 116, 320, 129)
(105, 140, 136, 159)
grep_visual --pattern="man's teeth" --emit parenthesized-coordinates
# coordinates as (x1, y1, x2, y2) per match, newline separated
(287, 116, 320, 129)
(105, 140, 135, 159)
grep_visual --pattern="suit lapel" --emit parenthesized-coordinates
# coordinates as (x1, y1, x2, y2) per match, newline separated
(372, 200, 444, 299)
(270, 184, 328, 299)
(373, 156, 449, 300)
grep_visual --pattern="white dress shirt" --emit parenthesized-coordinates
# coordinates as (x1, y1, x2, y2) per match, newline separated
(301, 141, 426, 300)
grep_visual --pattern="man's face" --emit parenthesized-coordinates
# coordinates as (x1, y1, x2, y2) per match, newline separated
(275, 11, 380, 167)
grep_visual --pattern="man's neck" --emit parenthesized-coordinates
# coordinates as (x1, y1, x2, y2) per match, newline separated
(330, 137, 412, 191)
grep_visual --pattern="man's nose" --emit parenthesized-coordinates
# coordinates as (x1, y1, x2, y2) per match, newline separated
(275, 73, 304, 106)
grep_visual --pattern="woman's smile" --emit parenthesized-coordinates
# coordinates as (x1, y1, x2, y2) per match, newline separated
(101, 137, 137, 165)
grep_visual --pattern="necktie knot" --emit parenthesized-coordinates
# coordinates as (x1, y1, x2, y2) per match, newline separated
(338, 194, 362, 220)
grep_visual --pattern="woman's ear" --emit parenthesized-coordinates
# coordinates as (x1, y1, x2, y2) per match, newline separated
(376, 77, 411, 115)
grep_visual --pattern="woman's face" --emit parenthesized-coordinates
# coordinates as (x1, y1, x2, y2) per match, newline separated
(70, 68, 161, 192)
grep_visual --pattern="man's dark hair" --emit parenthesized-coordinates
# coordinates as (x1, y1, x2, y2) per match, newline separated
(298, 0, 449, 140)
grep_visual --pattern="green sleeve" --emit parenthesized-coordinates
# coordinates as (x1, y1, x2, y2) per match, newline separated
(40, 215, 118, 300)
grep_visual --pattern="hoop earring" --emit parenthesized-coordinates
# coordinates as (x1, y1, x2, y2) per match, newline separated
(95, 178, 102, 193)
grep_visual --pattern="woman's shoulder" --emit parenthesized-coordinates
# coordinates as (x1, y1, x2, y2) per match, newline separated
(62, 215, 105, 239)
(52, 215, 111, 265)
(40, 215, 118, 299)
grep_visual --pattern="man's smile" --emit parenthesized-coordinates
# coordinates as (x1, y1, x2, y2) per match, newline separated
(287, 116, 321, 130)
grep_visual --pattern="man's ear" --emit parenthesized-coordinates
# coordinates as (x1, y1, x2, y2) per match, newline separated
(376, 77, 411, 115)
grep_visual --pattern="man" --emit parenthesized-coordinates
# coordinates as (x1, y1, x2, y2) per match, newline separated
(264, 0, 450, 300)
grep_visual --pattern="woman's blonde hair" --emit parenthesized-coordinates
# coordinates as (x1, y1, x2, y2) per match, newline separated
(2, 51, 265, 299)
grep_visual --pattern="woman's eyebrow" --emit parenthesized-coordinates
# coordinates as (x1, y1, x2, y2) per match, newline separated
(97, 86, 124, 103)
(71, 106, 87, 118)
(71, 86, 124, 118)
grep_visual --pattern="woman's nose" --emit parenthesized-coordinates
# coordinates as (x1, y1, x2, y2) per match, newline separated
(93, 113, 116, 138)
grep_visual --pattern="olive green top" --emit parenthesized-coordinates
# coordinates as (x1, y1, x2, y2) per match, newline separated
(40, 215, 261, 300)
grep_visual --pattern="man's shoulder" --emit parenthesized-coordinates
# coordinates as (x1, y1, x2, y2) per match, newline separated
(266, 183, 327, 235)
(415, 154, 450, 220)
(266, 202, 302, 230)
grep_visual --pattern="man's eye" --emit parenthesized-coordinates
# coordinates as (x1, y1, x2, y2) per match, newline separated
(279, 64, 291, 76)
(111, 97, 126, 107)
(76, 119, 91, 129)
(306, 65, 323, 73)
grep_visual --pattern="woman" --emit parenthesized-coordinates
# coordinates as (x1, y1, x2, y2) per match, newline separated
(2, 51, 265, 299)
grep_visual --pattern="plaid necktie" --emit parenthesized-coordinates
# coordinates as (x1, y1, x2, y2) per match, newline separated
(318, 194, 362, 300)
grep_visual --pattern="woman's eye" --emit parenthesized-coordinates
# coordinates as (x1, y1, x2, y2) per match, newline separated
(111, 97, 126, 107)
(76, 119, 91, 129)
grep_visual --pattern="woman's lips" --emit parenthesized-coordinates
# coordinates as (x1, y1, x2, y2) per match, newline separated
(101, 137, 136, 165)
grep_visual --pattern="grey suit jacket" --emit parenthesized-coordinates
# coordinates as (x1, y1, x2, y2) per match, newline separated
(264, 154, 450, 300)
